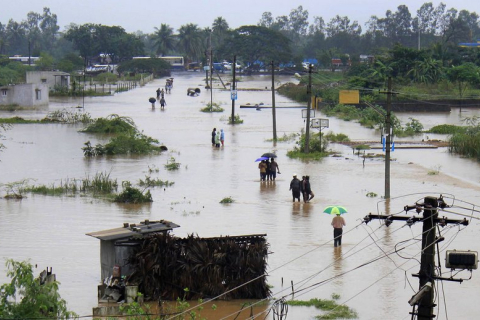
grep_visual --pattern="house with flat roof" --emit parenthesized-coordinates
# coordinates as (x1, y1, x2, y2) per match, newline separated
(0, 83, 49, 108)
(26, 71, 70, 91)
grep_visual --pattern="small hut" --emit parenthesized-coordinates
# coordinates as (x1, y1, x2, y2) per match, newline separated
(86, 220, 180, 281)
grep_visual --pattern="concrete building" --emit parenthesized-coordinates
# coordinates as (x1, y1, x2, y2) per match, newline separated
(0, 83, 49, 108)
(26, 71, 70, 91)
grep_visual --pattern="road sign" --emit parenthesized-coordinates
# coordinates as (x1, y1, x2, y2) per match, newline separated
(310, 118, 329, 129)
(231, 89, 237, 100)
(301, 109, 315, 118)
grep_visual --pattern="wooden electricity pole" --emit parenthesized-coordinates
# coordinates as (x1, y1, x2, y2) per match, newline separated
(304, 64, 313, 153)
(271, 61, 277, 141)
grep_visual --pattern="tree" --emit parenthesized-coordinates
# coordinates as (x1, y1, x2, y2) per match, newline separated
(39, 7, 59, 52)
(36, 52, 54, 70)
(447, 63, 480, 97)
(316, 47, 339, 71)
(64, 23, 97, 61)
(408, 57, 443, 83)
(6, 19, 27, 55)
(57, 52, 84, 73)
(212, 17, 229, 49)
(220, 25, 292, 68)
(117, 58, 171, 77)
(258, 12, 274, 28)
(0, 259, 76, 319)
(152, 23, 176, 56)
(177, 23, 203, 63)
(64, 23, 144, 63)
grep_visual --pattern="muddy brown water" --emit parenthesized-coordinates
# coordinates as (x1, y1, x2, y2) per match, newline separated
(1, 73, 480, 319)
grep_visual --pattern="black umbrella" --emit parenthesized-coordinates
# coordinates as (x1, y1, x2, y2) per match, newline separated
(262, 152, 277, 158)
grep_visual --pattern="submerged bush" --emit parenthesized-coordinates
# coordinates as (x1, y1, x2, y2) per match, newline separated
(82, 133, 164, 157)
(220, 196, 234, 204)
(138, 175, 174, 188)
(82, 114, 136, 134)
(287, 131, 329, 159)
(201, 102, 224, 112)
(427, 124, 465, 134)
(114, 186, 152, 204)
(325, 132, 350, 142)
(228, 114, 244, 124)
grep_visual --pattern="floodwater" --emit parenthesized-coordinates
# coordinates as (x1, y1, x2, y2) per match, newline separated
(1, 72, 480, 320)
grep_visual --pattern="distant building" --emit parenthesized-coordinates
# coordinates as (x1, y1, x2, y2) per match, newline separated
(331, 57, 351, 67)
(360, 54, 375, 64)
(9, 56, 40, 66)
(0, 83, 49, 108)
(26, 71, 70, 91)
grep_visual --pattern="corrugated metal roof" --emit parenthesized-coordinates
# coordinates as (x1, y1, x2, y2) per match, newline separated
(86, 220, 180, 241)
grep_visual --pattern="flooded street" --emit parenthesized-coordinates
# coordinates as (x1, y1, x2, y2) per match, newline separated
(1, 72, 480, 319)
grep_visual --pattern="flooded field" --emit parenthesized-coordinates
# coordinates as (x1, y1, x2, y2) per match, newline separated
(1, 72, 480, 319)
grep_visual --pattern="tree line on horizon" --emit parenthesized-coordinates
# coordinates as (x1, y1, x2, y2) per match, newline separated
(0, 3, 480, 77)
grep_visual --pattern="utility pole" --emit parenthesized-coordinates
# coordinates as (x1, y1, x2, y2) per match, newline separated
(209, 31, 213, 111)
(416, 196, 437, 320)
(384, 77, 393, 199)
(231, 55, 236, 124)
(304, 64, 313, 153)
(364, 196, 469, 320)
(271, 61, 277, 141)
(28, 40, 31, 66)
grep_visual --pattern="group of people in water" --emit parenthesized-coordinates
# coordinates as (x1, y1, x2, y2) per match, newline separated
(258, 158, 281, 181)
(289, 174, 315, 203)
(155, 88, 167, 109)
(211, 128, 225, 148)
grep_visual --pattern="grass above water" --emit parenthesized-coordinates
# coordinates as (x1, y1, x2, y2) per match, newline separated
(0, 110, 93, 124)
(288, 296, 358, 319)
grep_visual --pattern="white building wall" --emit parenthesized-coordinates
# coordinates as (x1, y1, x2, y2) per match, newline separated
(0, 84, 49, 107)
(26, 71, 70, 90)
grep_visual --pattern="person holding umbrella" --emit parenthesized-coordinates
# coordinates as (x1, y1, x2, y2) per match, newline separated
(269, 158, 280, 181)
(324, 206, 347, 247)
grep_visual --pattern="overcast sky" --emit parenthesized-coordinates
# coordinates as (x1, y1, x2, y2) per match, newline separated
(2, 0, 480, 33)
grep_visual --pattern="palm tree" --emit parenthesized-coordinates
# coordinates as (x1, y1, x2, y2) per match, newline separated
(408, 58, 443, 83)
(212, 17, 229, 48)
(152, 23, 176, 56)
(370, 60, 393, 87)
(177, 23, 203, 63)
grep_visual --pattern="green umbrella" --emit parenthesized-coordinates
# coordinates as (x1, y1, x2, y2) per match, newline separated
(323, 206, 348, 215)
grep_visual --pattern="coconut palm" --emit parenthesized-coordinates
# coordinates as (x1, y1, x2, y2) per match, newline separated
(177, 23, 203, 63)
(152, 23, 176, 57)
(212, 17, 229, 48)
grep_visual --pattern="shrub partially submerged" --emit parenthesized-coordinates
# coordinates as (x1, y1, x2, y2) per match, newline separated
(83, 133, 164, 156)
(114, 186, 152, 204)
(81, 114, 136, 134)
(287, 131, 329, 160)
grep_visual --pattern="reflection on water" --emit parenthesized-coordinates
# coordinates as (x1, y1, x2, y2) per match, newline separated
(1, 73, 480, 319)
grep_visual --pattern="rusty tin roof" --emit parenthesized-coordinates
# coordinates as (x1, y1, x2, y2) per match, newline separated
(86, 220, 180, 241)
